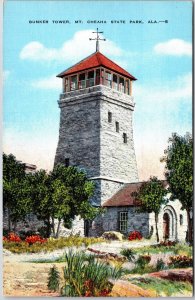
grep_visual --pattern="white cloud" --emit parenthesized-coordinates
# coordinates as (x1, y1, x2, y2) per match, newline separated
(31, 74, 61, 90)
(134, 72, 192, 108)
(133, 72, 192, 180)
(154, 39, 192, 56)
(3, 70, 10, 81)
(20, 30, 123, 63)
(3, 128, 57, 172)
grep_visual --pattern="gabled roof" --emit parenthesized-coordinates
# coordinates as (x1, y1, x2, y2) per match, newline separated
(103, 180, 168, 207)
(57, 51, 137, 80)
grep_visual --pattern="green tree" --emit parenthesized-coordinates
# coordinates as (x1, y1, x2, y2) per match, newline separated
(132, 176, 167, 242)
(162, 133, 193, 243)
(28, 164, 98, 238)
(3, 153, 31, 231)
(27, 169, 52, 236)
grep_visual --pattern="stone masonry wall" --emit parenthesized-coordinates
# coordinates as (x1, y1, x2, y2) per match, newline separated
(54, 85, 138, 208)
(101, 206, 150, 237)
(54, 89, 101, 178)
(100, 89, 139, 183)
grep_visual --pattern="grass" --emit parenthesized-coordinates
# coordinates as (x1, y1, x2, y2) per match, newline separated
(3, 236, 104, 253)
(60, 250, 124, 296)
(128, 276, 192, 296)
(132, 243, 192, 256)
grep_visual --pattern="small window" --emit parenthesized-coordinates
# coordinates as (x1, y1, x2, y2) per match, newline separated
(65, 158, 70, 167)
(116, 121, 119, 132)
(118, 211, 128, 232)
(108, 112, 112, 123)
(123, 133, 127, 143)
(180, 214, 183, 225)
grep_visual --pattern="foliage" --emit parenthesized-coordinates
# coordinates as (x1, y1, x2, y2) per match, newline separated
(133, 243, 192, 256)
(136, 254, 151, 269)
(128, 277, 192, 297)
(61, 250, 123, 296)
(3, 153, 31, 229)
(128, 231, 142, 241)
(120, 248, 135, 262)
(27, 164, 99, 238)
(162, 133, 193, 243)
(130, 264, 156, 275)
(25, 235, 47, 245)
(3, 236, 104, 253)
(156, 258, 167, 271)
(47, 265, 60, 292)
(168, 255, 192, 268)
(132, 176, 167, 242)
(6, 232, 21, 242)
(159, 240, 176, 246)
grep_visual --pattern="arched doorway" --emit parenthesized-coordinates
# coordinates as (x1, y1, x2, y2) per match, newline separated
(163, 213, 170, 239)
(163, 206, 177, 241)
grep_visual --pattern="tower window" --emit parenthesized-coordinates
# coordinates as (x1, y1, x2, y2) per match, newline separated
(180, 214, 183, 225)
(65, 158, 70, 167)
(116, 121, 119, 132)
(108, 112, 112, 123)
(123, 133, 127, 143)
(118, 211, 128, 233)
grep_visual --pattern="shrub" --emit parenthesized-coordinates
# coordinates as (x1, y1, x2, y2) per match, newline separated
(128, 231, 142, 241)
(159, 240, 177, 247)
(3, 236, 104, 253)
(25, 235, 47, 245)
(136, 254, 151, 269)
(7, 232, 21, 242)
(168, 255, 192, 268)
(48, 265, 60, 292)
(61, 250, 123, 296)
(156, 258, 166, 271)
(120, 248, 135, 262)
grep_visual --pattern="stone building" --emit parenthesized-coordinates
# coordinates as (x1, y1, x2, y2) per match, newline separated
(54, 41, 187, 241)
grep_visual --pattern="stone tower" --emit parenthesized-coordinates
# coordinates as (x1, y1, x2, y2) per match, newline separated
(54, 50, 139, 210)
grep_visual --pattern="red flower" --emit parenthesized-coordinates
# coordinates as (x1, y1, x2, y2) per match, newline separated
(128, 231, 142, 241)
(3, 236, 8, 241)
(25, 235, 47, 245)
(8, 232, 21, 242)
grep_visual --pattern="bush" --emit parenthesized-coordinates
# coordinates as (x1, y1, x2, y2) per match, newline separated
(156, 258, 166, 271)
(61, 250, 123, 296)
(120, 248, 135, 262)
(168, 255, 192, 268)
(3, 236, 104, 253)
(25, 235, 47, 245)
(136, 254, 151, 269)
(159, 240, 177, 247)
(128, 231, 142, 241)
(7, 232, 21, 242)
(48, 265, 60, 292)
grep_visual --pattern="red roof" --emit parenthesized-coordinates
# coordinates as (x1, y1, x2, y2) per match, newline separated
(103, 181, 168, 207)
(103, 182, 143, 207)
(57, 51, 137, 80)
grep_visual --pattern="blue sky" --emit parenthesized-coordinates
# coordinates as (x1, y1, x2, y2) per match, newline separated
(3, 0, 192, 180)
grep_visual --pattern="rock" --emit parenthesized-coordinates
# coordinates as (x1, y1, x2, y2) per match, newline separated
(101, 231, 124, 241)
(3, 249, 12, 256)
(110, 280, 157, 297)
(149, 268, 193, 283)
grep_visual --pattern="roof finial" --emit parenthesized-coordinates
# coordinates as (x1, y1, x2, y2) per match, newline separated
(89, 28, 106, 52)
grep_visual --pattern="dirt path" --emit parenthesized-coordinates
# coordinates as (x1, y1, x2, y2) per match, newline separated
(3, 259, 65, 297)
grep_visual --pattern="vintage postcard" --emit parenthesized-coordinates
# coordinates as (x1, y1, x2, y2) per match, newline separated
(3, 0, 193, 297)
